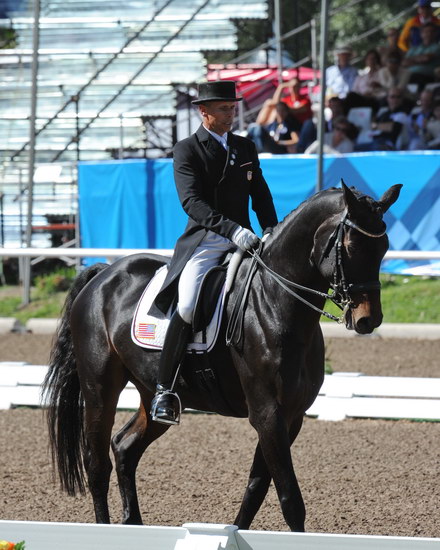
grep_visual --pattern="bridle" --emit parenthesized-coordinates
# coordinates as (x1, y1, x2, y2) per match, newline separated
(226, 209, 387, 346)
(251, 210, 387, 324)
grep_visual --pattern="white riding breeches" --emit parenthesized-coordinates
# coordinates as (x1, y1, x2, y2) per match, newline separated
(177, 230, 233, 324)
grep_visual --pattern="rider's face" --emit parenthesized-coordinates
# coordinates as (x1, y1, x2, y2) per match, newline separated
(199, 101, 237, 134)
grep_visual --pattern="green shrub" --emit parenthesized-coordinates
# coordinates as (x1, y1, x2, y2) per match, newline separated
(34, 267, 76, 297)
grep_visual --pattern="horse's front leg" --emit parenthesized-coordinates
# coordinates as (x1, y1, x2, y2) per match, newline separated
(248, 401, 306, 532)
(233, 442, 271, 529)
(234, 415, 305, 529)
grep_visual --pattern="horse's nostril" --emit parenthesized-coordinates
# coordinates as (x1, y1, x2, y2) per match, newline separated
(355, 316, 375, 334)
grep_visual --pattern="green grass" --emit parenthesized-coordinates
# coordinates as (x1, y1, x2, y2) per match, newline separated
(0, 286, 68, 324)
(0, 267, 75, 324)
(0, 272, 439, 325)
(322, 274, 440, 324)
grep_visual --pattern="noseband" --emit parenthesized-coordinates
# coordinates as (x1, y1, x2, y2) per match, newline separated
(250, 211, 386, 324)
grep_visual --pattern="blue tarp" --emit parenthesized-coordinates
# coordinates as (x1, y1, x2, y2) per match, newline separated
(78, 152, 440, 273)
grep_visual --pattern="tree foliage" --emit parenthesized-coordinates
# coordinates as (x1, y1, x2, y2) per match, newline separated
(208, 0, 418, 68)
(0, 27, 17, 49)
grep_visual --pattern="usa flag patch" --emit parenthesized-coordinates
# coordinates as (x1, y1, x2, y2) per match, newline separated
(137, 323, 156, 339)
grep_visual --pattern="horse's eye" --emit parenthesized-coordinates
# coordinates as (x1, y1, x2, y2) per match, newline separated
(344, 239, 355, 256)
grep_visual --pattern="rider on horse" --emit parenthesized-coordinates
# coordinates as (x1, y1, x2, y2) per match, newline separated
(150, 80, 278, 425)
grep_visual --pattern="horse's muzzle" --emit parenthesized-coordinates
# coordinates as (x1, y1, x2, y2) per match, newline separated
(345, 303, 383, 334)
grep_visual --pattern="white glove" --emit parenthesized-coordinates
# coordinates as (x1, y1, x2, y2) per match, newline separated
(231, 226, 259, 251)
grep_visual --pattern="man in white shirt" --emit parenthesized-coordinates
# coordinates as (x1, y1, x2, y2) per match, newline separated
(326, 45, 358, 99)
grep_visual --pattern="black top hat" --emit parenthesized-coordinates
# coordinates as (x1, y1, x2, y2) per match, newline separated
(192, 80, 242, 104)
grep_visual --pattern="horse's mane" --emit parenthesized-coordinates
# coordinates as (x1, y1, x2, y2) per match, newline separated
(270, 186, 342, 240)
(270, 185, 383, 241)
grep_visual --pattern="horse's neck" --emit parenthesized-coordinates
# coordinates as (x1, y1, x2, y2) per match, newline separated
(266, 198, 340, 282)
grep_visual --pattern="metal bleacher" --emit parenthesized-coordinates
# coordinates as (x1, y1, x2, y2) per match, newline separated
(0, 0, 268, 248)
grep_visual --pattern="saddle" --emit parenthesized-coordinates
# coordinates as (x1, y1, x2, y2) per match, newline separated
(131, 248, 254, 417)
(131, 250, 243, 353)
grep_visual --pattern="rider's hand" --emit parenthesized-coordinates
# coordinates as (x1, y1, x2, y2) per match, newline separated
(232, 227, 260, 251)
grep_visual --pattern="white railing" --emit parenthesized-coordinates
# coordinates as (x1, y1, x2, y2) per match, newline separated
(0, 248, 439, 260)
(0, 520, 439, 550)
(2, 362, 440, 422)
(0, 247, 173, 258)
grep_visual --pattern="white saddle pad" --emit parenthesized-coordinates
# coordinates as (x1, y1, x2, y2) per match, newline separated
(131, 265, 226, 354)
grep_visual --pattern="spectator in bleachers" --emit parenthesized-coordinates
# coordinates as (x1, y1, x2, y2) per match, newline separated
(304, 116, 357, 155)
(247, 101, 301, 154)
(277, 78, 312, 124)
(378, 27, 404, 65)
(249, 78, 312, 128)
(398, 0, 440, 53)
(407, 88, 434, 149)
(375, 51, 411, 102)
(325, 45, 358, 99)
(296, 96, 346, 153)
(345, 49, 383, 114)
(402, 22, 440, 92)
(424, 100, 440, 148)
(352, 49, 382, 97)
(355, 87, 410, 151)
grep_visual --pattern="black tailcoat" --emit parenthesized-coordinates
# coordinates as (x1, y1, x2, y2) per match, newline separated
(154, 124, 278, 314)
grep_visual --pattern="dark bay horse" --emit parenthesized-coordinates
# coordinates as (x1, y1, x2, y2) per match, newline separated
(42, 182, 401, 530)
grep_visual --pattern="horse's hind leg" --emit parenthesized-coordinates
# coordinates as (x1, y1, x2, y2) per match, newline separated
(233, 443, 271, 529)
(80, 359, 128, 524)
(83, 392, 120, 523)
(111, 397, 171, 525)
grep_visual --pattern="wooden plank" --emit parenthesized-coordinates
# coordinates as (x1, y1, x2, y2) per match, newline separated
(307, 395, 440, 421)
(0, 520, 187, 550)
(0, 365, 48, 386)
(347, 396, 440, 420)
(1, 520, 439, 550)
(352, 376, 440, 399)
(320, 374, 440, 399)
(1, 364, 440, 421)
(238, 529, 440, 549)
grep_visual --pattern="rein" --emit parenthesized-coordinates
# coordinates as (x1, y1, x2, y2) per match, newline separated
(226, 212, 387, 346)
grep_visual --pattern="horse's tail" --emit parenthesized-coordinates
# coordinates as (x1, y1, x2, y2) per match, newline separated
(42, 262, 108, 496)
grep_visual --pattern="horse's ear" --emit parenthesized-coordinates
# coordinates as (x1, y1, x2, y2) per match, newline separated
(377, 184, 403, 213)
(341, 180, 359, 214)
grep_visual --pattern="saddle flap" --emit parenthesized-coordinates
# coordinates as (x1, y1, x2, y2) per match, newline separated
(132, 265, 226, 354)
(192, 265, 227, 333)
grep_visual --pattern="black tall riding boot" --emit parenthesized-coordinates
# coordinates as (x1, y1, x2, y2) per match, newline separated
(150, 311, 191, 425)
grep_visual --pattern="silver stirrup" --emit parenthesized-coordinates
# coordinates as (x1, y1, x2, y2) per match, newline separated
(150, 390, 182, 425)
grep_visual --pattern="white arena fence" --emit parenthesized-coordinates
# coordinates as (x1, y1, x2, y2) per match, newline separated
(1, 362, 440, 421)
(1, 247, 440, 260)
(1, 520, 440, 550)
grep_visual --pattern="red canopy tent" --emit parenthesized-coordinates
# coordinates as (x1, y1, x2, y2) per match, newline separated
(207, 64, 320, 111)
